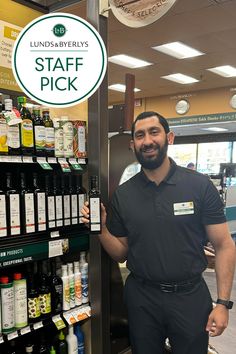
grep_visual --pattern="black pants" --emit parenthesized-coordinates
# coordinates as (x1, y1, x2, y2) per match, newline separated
(124, 274, 213, 354)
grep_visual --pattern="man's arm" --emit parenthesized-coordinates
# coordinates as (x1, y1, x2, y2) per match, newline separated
(205, 222, 236, 336)
(81, 202, 128, 263)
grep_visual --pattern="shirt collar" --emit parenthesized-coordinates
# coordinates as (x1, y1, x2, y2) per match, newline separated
(138, 158, 178, 187)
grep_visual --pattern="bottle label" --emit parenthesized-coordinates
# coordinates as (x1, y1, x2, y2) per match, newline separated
(47, 196, 56, 228)
(81, 275, 88, 303)
(55, 128, 64, 157)
(56, 195, 63, 227)
(78, 194, 86, 223)
(90, 197, 101, 231)
(28, 296, 40, 319)
(63, 280, 70, 311)
(69, 276, 75, 308)
(54, 284, 63, 312)
(45, 127, 55, 151)
(24, 193, 35, 233)
(71, 194, 78, 224)
(37, 192, 46, 231)
(39, 292, 51, 314)
(74, 274, 82, 306)
(0, 195, 7, 237)
(34, 125, 45, 150)
(63, 121, 73, 157)
(1, 286, 14, 332)
(21, 119, 34, 147)
(9, 194, 21, 235)
(7, 125, 20, 149)
(78, 125, 86, 153)
(0, 120, 8, 153)
(63, 195, 71, 225)
(14, 280, 28, 328)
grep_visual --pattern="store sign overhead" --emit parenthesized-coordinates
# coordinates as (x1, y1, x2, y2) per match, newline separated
(168, 112, 236, 126)
(109, 0, 178, 28)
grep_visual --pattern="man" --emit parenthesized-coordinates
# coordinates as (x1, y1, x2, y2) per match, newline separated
(81, 111, 235, 354)
(187, 162, 195, 170)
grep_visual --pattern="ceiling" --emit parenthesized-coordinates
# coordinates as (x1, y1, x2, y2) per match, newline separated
(18, 0, 236, 135)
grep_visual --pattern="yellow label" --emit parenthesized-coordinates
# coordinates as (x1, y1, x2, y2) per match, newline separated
(0, 121, 8, 153)
(21, 120, 33, 147)
(4, 26, 20, 40)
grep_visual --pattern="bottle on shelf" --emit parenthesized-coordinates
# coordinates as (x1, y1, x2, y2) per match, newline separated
(13, 272, 28, 329)
(67, 263, 75, 309)
(79, 252, 87, 270)
(53, 174, 63, 228)
(45, 175, 56, 229)
(0, 276, 15, 334)
(54, 118, 64, 158)
(66, 325, 78, 354)
(33, 106, 45, 156)
(74, 261, 82, 306)
(0, 177, 7, 237)
(77, 175, 87, 224)
(18, 96, 34, 156)
(6, 172, 21, 236)
(61, 116, 73, 158)
(74, 323, 85, 354)
(5, 98, 21, 156)
(56, 330, 68, 354)
(70, 174, 78, 225)
(32, 173, 46, 232)
(89, 175, 101, 233)
(37, 333, 49, 354)
(61, 175, 71, 226)
(38, 261, 51, 319)
(49, 346, 56, 354)
(50, 259, 63, 315)
(0, 101, 8, 155)
(61, 264, 70, 311)
(24, 344, 34, 353)
(81, 262, 89, 304)
(43, 109, 55, 157)
(27, 264, 41, 323)
(20, 172, 35, 234)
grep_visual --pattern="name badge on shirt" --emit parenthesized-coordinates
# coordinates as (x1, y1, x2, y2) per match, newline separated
(173, 201, 194, 215)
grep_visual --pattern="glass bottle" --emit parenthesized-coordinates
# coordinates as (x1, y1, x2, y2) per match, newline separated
(77, 175, 87, 224)
(6, 172, 21, 236)
(33, 106, 45, 156)
(6, 98, 21, 155)
(43, 109, 55, 157)
(18, 96, 34, 155)
(32, 173, 46, 232)
(50, 259, 63, 315)
(20, 172, 35, 234)
(89, 175, 101, 233)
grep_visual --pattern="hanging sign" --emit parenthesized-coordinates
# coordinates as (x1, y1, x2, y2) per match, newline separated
(12, 13, 107, 107)
(109, 0, 178, 28)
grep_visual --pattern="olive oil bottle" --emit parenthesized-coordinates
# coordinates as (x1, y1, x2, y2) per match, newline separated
(18, 96, 34, 155)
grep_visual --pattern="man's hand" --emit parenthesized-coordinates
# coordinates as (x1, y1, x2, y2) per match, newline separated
(81, 201, 107, 227)
(206, 305, 229, 336)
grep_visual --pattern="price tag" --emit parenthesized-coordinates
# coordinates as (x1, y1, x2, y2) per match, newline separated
(0, 156, 10, 162)
(33, 321, 43, 330)
(63, 311, 77, 325)
(37, 157, 47, 163)
(50, 230, 60, 238)
(52, 315, 66, 330)
(58, 159, 71, 172)
(69, 158, 83, 170)
(7, 331, 19, 340)
(48, 157, 57, 164)
(11, 156, 22, 163)
(0, 335, 4, 343)
(20, 326, 31, 335)
(37, 159, 53, 170)
(23, 156, 33, 163)
(77, 158, 86, 164)
(49, 239, 63, 258)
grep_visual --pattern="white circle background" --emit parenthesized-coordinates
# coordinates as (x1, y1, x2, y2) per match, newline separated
(12, 13, 107, 107)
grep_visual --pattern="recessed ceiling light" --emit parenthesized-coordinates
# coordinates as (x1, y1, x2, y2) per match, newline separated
(108, 54, 152, 68)
(207, 65, 236, 77)
(161, 73, 199, 84)
(108, 84, 141, 93)
(201, 127, 228, 132)
(152, 41, 205, 59)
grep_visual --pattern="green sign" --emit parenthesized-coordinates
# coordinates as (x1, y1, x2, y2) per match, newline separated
(168, 112, 236, 126)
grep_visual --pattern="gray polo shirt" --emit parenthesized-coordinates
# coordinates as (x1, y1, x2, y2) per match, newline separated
(106, 159, 226, 282)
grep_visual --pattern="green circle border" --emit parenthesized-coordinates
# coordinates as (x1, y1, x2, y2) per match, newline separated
(13, 14, 106, 106)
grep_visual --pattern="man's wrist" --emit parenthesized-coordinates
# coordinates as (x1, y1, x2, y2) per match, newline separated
(216, 298, 234, 309)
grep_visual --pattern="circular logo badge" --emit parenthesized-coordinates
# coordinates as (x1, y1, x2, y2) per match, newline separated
(12, 13, 107, 107)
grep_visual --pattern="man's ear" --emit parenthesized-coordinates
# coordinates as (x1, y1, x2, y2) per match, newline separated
(167, 131, 175, 145)
(130, 140, 134, 152)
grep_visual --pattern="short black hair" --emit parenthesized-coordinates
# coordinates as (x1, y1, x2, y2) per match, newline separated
(131, 111, 170, 138)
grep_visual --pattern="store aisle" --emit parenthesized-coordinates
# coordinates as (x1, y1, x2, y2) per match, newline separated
(204, 266, 236, 354)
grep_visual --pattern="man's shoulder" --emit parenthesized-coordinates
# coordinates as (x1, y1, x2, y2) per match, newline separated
(116, 171, 141, 193)
(176, 165, 211, 184)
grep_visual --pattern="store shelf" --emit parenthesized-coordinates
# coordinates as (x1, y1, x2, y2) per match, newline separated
(0, 228, 89, 269)
(0, 304, 91, 344)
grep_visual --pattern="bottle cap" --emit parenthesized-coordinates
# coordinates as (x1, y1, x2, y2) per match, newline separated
(58, 330, 65, 340)
(0, 276, 9, 284)
(13, 273, 22, 280)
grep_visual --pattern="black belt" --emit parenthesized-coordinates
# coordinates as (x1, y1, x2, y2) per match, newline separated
(132, 274, 202, 293)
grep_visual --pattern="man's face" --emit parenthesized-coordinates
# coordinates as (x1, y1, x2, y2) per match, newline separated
(130, 116, 174, 170)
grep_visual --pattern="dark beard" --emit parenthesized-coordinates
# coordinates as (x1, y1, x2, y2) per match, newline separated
(134, 138, 168, 170)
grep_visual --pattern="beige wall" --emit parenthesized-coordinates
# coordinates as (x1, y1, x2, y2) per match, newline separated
(50, 102, 88, 122)
(133, 86, 236, 120)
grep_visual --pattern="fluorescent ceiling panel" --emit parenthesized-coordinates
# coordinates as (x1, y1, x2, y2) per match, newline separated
(161, 73, 199, 84)
(108, 54, 152, 68)
(201, 127, 228, 132)
(152, 42, 204, 59)
(207, 65, 236, 77)
(108, 84, 141, 93)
